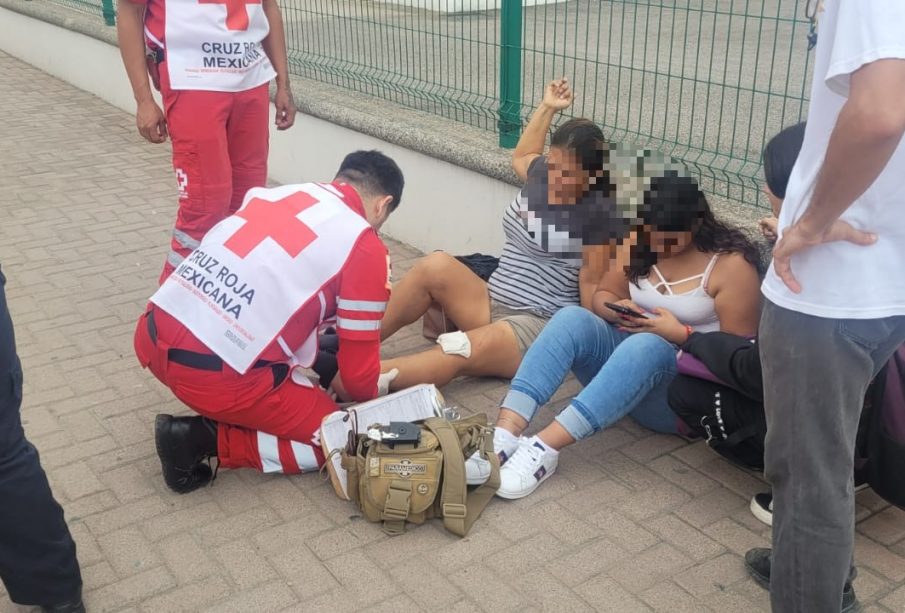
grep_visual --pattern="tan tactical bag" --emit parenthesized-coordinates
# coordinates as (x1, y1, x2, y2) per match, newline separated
(341, 414, 500, 537)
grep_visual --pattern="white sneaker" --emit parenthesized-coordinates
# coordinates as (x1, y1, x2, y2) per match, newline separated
(750, 492, 773, 527)
(496, 438, 559, 499)
(465, 434, 518, 485)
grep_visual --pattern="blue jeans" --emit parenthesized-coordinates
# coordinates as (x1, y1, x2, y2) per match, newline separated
(503, 305, 679, 440)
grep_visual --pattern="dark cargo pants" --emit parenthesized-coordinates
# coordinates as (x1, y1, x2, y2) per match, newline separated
(0, 267, 82, 606)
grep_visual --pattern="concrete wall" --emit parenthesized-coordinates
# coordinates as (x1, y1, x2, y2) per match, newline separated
(0, 2, 514, 256)
(375, 0, 566, 12)
(0, 4, 142, 115)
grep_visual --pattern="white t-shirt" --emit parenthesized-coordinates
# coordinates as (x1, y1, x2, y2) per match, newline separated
(762, 0, 905, 319)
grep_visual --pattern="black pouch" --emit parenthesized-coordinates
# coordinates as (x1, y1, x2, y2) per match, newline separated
(454, 253, 499, 282)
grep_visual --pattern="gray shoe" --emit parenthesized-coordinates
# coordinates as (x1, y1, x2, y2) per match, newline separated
(744, 548, 860, 613)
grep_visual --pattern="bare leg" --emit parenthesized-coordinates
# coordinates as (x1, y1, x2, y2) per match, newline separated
(381, 252, 491, 341)
(495, 408, 528, 435)
(383, 321, 522, 389)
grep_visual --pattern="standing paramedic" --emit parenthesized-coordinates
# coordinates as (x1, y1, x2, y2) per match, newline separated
(117, 0, 297, 284)
(742, 2, 905, 612)
(133, 151, 404, 493)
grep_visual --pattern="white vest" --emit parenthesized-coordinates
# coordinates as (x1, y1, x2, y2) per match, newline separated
(151, 183, 370, 373)
(164, 0, 276, 91)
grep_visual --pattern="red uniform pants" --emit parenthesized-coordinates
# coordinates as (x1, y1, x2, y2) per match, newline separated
(159, 67, 270, 284)
(134, 311, 333, 474)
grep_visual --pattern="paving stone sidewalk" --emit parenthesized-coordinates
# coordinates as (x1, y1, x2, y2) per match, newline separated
(1, 50, 904, 613)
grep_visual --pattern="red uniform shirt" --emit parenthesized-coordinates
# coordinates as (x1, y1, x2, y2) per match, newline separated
(153, 182, 389, 402)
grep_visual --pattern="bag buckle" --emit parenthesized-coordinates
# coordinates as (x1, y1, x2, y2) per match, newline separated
(384, 505, 409, 521)
(443, 503, 467, 519)
(384, 482, 412, 521)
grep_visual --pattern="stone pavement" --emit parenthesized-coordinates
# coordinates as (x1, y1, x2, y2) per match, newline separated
(1, 50, 904, 613)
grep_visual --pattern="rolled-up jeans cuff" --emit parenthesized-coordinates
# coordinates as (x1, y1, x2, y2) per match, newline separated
(555, 403, 595, 440)
(501, 389, 539, 423)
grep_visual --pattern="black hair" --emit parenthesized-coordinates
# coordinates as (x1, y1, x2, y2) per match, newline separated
(334, 150, 405, 211)
(762, 122, 807, 199)
(550, 118, 606, 176)
(627, 173, 762, 284)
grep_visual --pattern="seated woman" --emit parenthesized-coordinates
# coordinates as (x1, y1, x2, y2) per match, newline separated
(376, 79, 628, 391)
(668, 122, 811, 527)
(466, 163, 763, 498)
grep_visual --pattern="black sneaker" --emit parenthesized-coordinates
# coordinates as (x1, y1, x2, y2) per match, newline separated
(155, 414, 218, 494)
(40, 591, 85, 613)
(744, 548, 860, 612)
(750, 492, 773, 527)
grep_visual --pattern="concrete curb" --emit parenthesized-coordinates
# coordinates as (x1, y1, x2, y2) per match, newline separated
(0, 0, 118, 45)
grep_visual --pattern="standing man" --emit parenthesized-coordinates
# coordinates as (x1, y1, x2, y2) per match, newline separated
(117, 0, 297, 283)
(0, 267, 84, 613)
(744, 2, 905, 612)
(133, 151, 403, 493)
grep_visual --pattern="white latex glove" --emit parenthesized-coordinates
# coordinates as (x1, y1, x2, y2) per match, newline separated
(377, 368, 399, 397)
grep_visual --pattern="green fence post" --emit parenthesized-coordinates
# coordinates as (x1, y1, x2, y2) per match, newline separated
(498, 0, 522, 148)
(102, 0, 115, 25)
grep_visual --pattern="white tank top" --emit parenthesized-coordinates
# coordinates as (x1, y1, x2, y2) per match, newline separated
(629, 254, 721, 333)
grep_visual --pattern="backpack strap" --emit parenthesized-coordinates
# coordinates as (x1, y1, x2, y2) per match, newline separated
(721, 423, 760, 448)
(424, 417, 500, 537)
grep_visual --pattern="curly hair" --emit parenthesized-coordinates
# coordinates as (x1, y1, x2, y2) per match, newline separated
(627, 173, 762, 284)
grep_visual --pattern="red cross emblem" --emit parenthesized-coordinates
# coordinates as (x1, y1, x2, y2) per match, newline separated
(224, 192, 319, 259)
(198, 0, 261, 31)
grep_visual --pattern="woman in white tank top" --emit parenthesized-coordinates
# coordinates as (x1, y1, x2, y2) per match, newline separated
(465, 171, 763, 499)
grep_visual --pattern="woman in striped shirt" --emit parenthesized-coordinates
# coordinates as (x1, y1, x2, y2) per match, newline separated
(378, 79, 629, 391)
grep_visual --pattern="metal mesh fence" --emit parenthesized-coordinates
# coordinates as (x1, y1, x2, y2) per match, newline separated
(283, 1, 503, 131)
(282, 0, 815, 207)
(49, 0, 815, 208)
(521, 1, 814, 206)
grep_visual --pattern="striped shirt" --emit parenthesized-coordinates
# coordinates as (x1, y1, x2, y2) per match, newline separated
(488, 157, 621, 318)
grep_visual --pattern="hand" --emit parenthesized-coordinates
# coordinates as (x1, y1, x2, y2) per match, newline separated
(274, 87, 296, 130)
(773, 219, 876, 293)
(136, 99, 167, 143)
(542, 78, 574, 111)
(607, 298, 646, 328)
(759, 216, 778, 242)
(620, 307, 689, 345)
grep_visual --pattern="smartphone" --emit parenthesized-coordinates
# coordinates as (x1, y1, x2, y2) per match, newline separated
(604, 302, 649, 319)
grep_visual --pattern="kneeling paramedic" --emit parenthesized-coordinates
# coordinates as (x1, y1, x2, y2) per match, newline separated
(134, 151, 404, 493)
